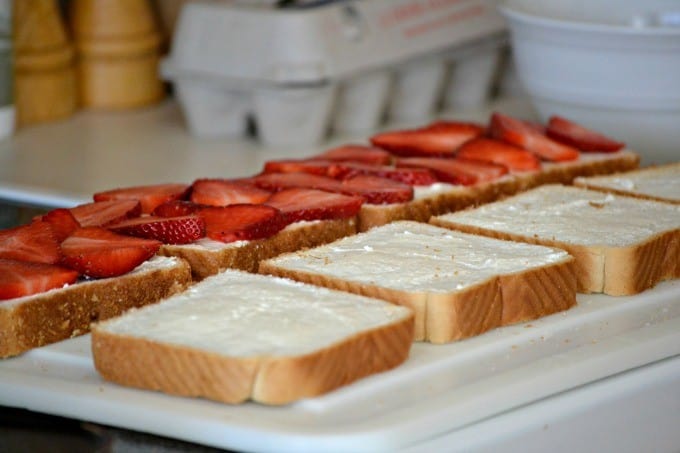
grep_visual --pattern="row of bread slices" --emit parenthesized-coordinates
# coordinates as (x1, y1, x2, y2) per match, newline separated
(0, 112, 625, 300)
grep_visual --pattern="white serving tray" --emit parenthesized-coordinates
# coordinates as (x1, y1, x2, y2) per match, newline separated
(1, 280, 679, 452)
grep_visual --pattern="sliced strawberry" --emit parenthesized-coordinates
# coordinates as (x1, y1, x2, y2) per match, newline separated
(265, 188, 363, 224)
(546, 115, 625, 152)
(340, 175, 413, 204)
(456, 138, 541, 172)
(40, 208, 81, 242)
(93, 183, 190, 214)
(0, 221, 61, 264)
(313, 144, 392, 165)
(108, 215, 206, 245)
(522, 120, 547, 134)
(327, 162, 438, 186)
(0, 259, 79, 300)
(397, 157, 508, 185)
(60, 227, 161, 279)
(262, 159, 333, 176)
(197, 204, 286, 243)
(253, 172, 412, 204)
(252, 172, 343, 193)
(190, 179, 272, 206)
(370, 120, 484, 157)
(70, 200, 142, 227)
(489, 112, 580, 162)
(151, 200, 202, 217)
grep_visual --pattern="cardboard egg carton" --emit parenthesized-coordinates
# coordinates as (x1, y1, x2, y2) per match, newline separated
(162, 0, 506, 146)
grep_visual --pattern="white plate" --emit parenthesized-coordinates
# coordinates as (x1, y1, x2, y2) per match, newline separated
(1, 280, 679, 452)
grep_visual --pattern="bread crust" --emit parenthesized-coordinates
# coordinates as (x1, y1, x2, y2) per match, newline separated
(358, 151, 640, 231)
(159, 218, 357, 280)
(498, 259, 577, 324)
(430, 219, 678, 296)
(91, 310, 414, 405)
(0, 258, 192, 358)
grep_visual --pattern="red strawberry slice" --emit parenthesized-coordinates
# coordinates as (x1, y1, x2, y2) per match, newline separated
(0, 259, 79, 300)
(108, 215, 206, 245)
(253, 172, 412, 204)
(370, 120, 485, 157)
(546, 115, 625, 152)
(0, 221, 61, 264)
(197, 204, 286, 243)
(60, 227, 161, 278)
(340, 175, 413, 204)
(265, 188, 364, 224)
(190, 179, 272, 206)
(94, 183, 190, 214)
(327, 162, 438, 186)
(456, 138, 541, 172)
(262, 159, 333, 176)
(41, 208, 81, 242)
(152, 200, 202, 217)
(252, 172, 342, 193)
(70, 200, 142, 227)
(397, 157, 508, 185)
(489, 112, 580, 162)
(313, 145, 392, 165)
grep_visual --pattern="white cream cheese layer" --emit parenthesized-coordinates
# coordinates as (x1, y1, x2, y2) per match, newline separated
(98, 270, 410, 357)
(266, 221, 569, 293)
(437, 185, 680, 246)
(576, 162, 680, 201)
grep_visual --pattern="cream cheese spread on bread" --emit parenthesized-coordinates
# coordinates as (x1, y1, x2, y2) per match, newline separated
(266, 221, 570, 293)
(97, 270, 410, 357)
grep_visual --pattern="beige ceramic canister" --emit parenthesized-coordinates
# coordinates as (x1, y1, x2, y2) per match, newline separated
(13, 0, 78, 127)
(70, 0, 165, 110)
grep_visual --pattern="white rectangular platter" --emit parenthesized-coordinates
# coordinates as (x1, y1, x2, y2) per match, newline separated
(1, 280, 679, 452)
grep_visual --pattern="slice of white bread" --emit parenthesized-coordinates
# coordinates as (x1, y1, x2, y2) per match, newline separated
(574, 162, 680, 205)
(0, 256, 191, 358)
(260, 221, 576, 343)
(158, 218, 356, 280)
(357, 150, 640, 231)
(431, 184, 680, 296)
(91, 270, 414, 405)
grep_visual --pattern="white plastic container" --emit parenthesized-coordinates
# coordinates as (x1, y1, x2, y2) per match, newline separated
(162, 0, 506, 146)
(501, 0, 680, 164)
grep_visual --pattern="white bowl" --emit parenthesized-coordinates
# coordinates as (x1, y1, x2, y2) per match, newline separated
(500, 0, 680, 164)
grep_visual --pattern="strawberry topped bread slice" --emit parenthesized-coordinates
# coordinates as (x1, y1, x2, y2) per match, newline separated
(349, 113, 639, 230)
(150, 178, 362, 280)
(0, 211, 191, 358)
(255, 114, 637, 232)
(52, 179, 358, 281)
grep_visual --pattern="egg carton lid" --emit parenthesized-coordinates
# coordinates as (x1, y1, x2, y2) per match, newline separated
(163, 0, 506, 87)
